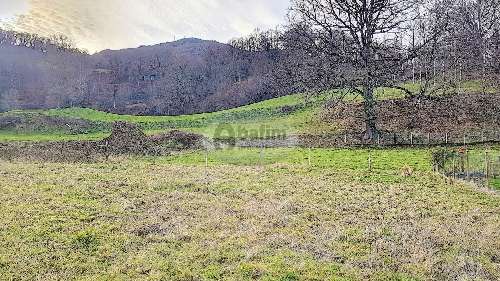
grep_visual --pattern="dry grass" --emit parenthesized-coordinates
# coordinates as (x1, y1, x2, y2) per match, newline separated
(0, 153, 499, 280)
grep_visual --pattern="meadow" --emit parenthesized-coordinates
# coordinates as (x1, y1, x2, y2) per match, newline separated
(1, 80, 495, 142)
(0, 82, 499, 280)
(0, 148, 499, 280)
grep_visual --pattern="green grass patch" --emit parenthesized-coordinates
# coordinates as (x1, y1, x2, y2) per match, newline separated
(0, 131, 109, 142)
(0, 148, 498, 280)
(490, 178, 500, 190)
(1, 80, 498, 142)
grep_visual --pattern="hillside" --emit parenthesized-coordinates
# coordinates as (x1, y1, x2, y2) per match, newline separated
(0, 94, 317, 141)
(1, 84, 499, 143)
(0, 30, 279, 115)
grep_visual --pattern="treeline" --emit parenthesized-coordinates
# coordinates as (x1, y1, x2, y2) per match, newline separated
(231, 0, 499, 95)
(0, 29, 87, 54)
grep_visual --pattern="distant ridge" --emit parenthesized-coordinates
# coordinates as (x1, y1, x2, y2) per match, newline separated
(0, 30, 279, 115)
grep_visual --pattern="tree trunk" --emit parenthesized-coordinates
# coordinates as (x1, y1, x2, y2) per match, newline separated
(360, 40, 378, 143)
(362, 84, 378, 143)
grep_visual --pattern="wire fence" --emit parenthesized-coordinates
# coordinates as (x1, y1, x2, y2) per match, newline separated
(213, 130, 500, 149)
(297, 130, 500, 148)
(432, 148, 500, 189)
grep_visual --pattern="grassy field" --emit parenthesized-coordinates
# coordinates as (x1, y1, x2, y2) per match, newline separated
(0, 81, 499, 279)
(0, 148, 499, 280)
(0, 94, 317, 141)
(1, 80, 496, 142)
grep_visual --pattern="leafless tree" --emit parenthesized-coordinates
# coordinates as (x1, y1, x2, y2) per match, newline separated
(454, 0, 500, 89)
(287, 0, 449, 141)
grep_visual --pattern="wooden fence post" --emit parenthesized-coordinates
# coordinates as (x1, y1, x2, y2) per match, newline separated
(485, 151, 490, 187)
(205, 148, 209, 169)
(427, 133, 431, 145)
(368, 150, 372, 173)
(466, 149, 470, 180)
(259, 145, 264, 167)
(410, 133, 414, 146)
(452, 156, 456, 179)
(445, 132, 449, 144)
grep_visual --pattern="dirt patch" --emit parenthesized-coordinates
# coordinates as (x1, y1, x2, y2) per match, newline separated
(150, 130, 204, 149)
(0, 122, 205, 162)
(0, 113, 102, 134)
(322, 93, 500, 134)
(0, 141, 102, 162)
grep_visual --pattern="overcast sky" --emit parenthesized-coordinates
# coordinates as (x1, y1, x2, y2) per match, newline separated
(0, 0, 289, 53)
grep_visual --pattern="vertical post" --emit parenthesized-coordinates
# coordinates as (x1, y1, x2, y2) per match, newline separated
(344, 133, 348, 145)
(410, 133, 414, 146)
(259, 144, 264, 167)
(377, 134, 381, 146)
(466, 148, 470, 180)
(485, 151, 490, 187)
(368, 150, 372, 173)
(205, 148, 209, 169)
(445, 133, 449, 145)
(463, 135, 466, 146)
(452, 156, 456, 179)
(427, 133, 431, 145)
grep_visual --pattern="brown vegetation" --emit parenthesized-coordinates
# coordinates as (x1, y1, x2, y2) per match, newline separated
(323, 93, 500, 135)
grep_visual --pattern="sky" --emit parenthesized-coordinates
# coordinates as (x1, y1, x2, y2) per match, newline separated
(0, 0, 289, 53)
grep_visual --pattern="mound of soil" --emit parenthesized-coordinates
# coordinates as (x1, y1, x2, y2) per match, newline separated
(0, 113, 100, 134)
(149, 130, 204, 149)
(101, 121, 151, 154)
(322, 93, 500, 134)
(0, 121, 205, 162)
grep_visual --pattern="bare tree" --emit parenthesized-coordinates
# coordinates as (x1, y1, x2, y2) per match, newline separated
(455, 0, 500, 89)
(288, 0, 447, 141)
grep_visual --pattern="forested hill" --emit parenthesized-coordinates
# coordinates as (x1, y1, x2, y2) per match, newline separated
(0, 30, 279, 115)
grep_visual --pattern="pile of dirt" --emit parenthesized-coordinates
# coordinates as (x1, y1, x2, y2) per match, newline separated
(322, 93, 500, 134)
(0, 113, 101, 134)
(149, 130, 204, 149)
(0, 122, 206, 162)
(101, 121, 151, 154)
(101, 123, 204, 153)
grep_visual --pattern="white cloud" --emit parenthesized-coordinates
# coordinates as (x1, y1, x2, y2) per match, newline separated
(3, 0, 289, 53)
